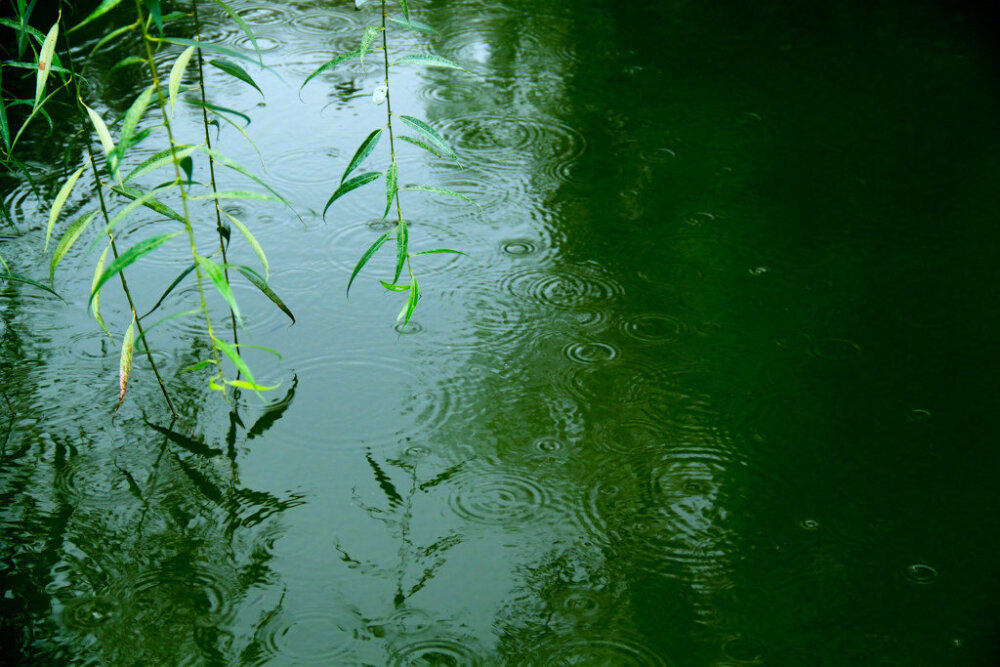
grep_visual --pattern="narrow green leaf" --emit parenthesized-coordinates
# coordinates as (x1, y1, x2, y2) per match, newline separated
(0, 69, 10, 151)
(50, 211, 96, 283)
(116, 313, 136, 413)
(34, 22, 58, 109)
(101, 186, 170, 237)
(189, 190, 282, 204)
(89, 233, 182, 310)
(92, 242, 112, 336)
(144, 0, 163, 34)
(110, 184, 186, 224)
(183, 98, 250, 126)
(394, 218, 408, 284)
(168, 45, 197, 116)
(403, 184, 476, 204)
(83, 103, 115, 157)
(71, 0, 126, 32)
(398, 134, 441, 158)
(210, 0, 261, 64)
(380, 280, 410, 292)
(140, 262, 195, 319)
(231, 264, 295, 324)
(359, 25, 380, 67)
(213, 336, 276, 391)
(397, 276, 419, 326)
(182, 359, 217, 372)
(322, 171, 381, 219)
(223, 211, 268, 279)
(392, 54, 467, 72)
(341, 128, 382, 183)
(157, 37, 262, 67)
(197, 146, 290, 205)
(113, 85, 155, 173)
(88, 20, 138, 56)
(0, 271, 61, 298)
(0, 19, 45, 44)
(387, 17, 436, 33)
(397, 0, 410, 24)
(123, 144, 198, 183)
(208, 59, 263, 97)
(413, 248, 467, 256)
(347, 231, 390, 296)
(383, 163, 397, 220)
(45, 166, 84, 252)
(109, 55, 145, 73)
(196, 255, 242, 326)
(398, 115, 457, 159)
(300, 50, 360, 92)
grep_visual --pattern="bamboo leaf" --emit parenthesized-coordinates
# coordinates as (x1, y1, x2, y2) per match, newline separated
(359, 25, 380, 67)
(383, 163, 397, 220)
(45, 166, 84, 252)
(116, 313, 136, 413)
(0, 271, 62, 298)
(398, 115, 457, 159)
(196, 255, 242, 326)
(231, 264, 295, 324)
(392, 54, 467, 72)
(208, 59, 263, 97)
(347, 231, 390, 296)
(123, 144, 198, 183)
(209, 0, 261, 64)
(413, 248, 467, 256)
(83, 103, 115, 157)
(71, 0, 126, 32)
(394, 218, 408, 284)
(403, 184, 476, 205)
(168, 45, 197, 116)
(300, 50, 360, 92)
(397, 276, 419, 325)
(398, 134, 441, 158)
(34, 21, 58, 109)
(223, 211, 269, 279)
(387, 17, 436, 33)
(342, 128, 382, 183)
(50, 211, 96, 283)
(157, 37, 262, 67)
(92, 242, 112, 336)
(322, 171, 381, 219)
(89, 233, 182, 310)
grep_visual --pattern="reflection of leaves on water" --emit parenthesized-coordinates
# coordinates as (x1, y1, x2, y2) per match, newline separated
(238, 588, 286, 665)
(366, 451, 404, 508)
(173, 452, 224, 505)
(247, 375, 297, 439)
(418, 460, 466, 492)
(145, 420, 222, 457)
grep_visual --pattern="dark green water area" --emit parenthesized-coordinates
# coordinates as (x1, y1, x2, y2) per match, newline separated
(2, 0, 1000, 663)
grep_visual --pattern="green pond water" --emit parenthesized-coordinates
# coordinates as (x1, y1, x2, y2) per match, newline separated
(2, 0, 1000, 663)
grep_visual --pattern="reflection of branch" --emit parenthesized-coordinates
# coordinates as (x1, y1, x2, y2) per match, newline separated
(0, 385, 12, 458)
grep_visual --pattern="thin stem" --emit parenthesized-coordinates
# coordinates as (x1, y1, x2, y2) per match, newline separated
(191, 0, 240, 368)
(381, 0, 413, 278)
(61, 26, 178, 417)
(133, 0, 225, 391)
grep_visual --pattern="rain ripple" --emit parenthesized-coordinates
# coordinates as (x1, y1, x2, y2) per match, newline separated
(446, 467, 558, 527)
(501, 262, 624, 311)
(522, 634, 670, 666)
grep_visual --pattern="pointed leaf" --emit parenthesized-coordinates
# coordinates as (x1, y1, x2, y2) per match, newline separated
(87, 20, 138, 55)
(71, 0, 126, 32)
(168, 45, 197, 116)
(231, 264, 294, 324)
(92, 242, 112, 336)
(342, 129, 382, 183)
(300, 50, 360, 92)
(110, 85, 155, 173)
(397, 0, 410, 24)
(380, 280, 410, 292)
(398, 115, 456, 159)
(323, 171, 381, 219)
(183, 98, 250, 126)
(398, 134, 441, 158)
(394, 218, 408, 284)
(100, 186, 171, 238)
(51, 211, 96, 283)
(197, 146, 290, 205)
(110, 184, 186, 224)
(387, 17, 436, 33)
(116, 313, 136, 413)
(189, 190, 282, 204)
(392, 54, 467, 72)
(397, 276, 419, 326)
(141, 262, 196, 319)
(195, 255, 242, 326)
(223, 211, 268, 279)
(34, 22, 58, 109)
(403, 184, 476, 205)
(383, 163, 397, 220)
(213, 336, 276, 392)
(413, 248, 467, 256)
(347, 231, 390, 296)
(109, 55, 145, 73)
(83, 103, 115, 157)
(359, 25, 380, 66)
(144, 0, 163, 33)
(208, 59, 263, 97)
(0, 271, 61, 298)
(209, 0, 261, 63)
(157, 37, 262, 67)
(123, 144, 199, 183)
(46, 166, 84, 252)
(0, 69, 10, 151)
(89, 233, 182, 310)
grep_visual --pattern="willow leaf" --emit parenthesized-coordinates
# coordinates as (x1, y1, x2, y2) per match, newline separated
(0, 272, 61, 298)
(101, 187, 170, 237)
(300, 50, 360, 92)
(323, 171, 381, 219)
(50, 211, 96, 283)
(89, 233, 182, 310)
(359, 25, 380, 67)
(197, 147, 289, 205)
(231, 264, 294, 324)
(223, 211, 268, 279)
(397, 0, 410, 23)
(392, 54, 467, 72)
(380, 280, 410, 292)
(83, 103, 115, 157)
(168, 45, 197, 115)
(123, 144, 197, 183)
(0, 69, 9, 151)
(398, 115, 456, 159)
(196, 255, 242, 326)
(115, 85, 155, 164)
(141, 262, 196, 319)
(45, 166, 84, 252)
(88, 20, 138, 55)
(34, 22, 58, 109)
(210, 0, 261, 64)
(213, 336, 277, 392)
(403, 184, 476, 204)
(92, 242, 112, 336)
(71, 0, 126, 32)
(398, 134, 441, 158)
(384, 163, 397, 220)
(208, 59, 263, 97)
(394, 218, 408, 284)
(387, 17, 436, 33)
(110, 184, 186, 224)
(109, 55, 145, 73)
(183, 98, 250, 126)
(397, 276, 419, 326)
(189, 190, 282, 204)
(116, 313, 136, 413)
(158, 37, 259, 67)
(347, 231, 390, 296)
(342, 128, 382, 183)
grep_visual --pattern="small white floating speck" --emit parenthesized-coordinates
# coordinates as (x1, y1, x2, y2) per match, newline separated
(372, 84, 388, 105)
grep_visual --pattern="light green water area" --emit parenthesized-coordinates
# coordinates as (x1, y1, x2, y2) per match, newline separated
(2, 0, 1000, 663)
